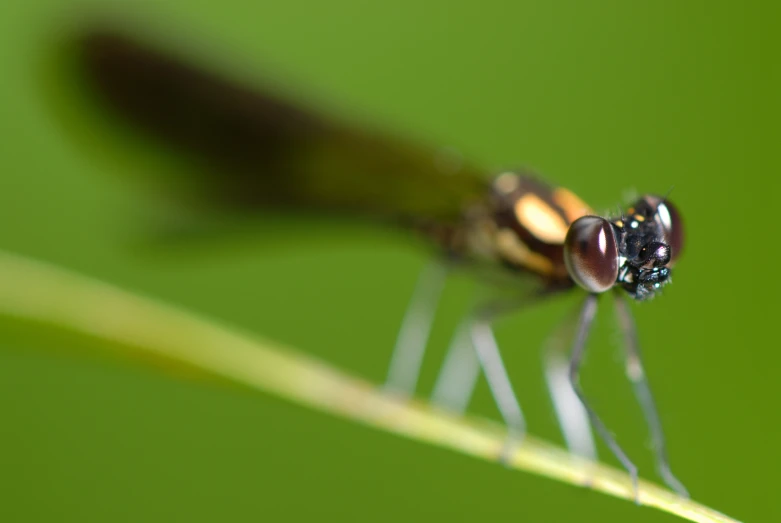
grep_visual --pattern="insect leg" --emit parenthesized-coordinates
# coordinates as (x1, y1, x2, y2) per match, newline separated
(614, 295, 689, 498)
(568, 293, 640, 503)
(543, 304, 597, 462)
(384, 262, 447, 398)
(430, 320, 480, 414)
(430, 289, 548, 418)
(467, 298, 542, 461)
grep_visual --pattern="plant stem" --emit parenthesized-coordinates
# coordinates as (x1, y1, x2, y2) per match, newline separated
(0, 249, 741, 523)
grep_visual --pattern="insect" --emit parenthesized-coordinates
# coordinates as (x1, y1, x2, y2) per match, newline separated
(59, 22, 688, 501)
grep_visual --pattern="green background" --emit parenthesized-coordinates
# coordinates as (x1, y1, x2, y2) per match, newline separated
(0, 1, 777, 521)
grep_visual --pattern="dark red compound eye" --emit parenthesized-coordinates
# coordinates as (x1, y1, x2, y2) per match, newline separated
(564, 216, 619, 293)
(641, 196, 684, 266)
(657, 199, 684, 265)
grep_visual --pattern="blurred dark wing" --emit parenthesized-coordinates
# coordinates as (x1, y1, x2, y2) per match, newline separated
(71, 27, 489, 230)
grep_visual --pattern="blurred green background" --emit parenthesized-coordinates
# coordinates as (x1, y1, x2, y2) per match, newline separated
(0, 1, 777, 521)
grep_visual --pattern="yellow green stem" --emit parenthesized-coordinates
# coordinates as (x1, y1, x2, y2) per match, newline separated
(0, 249, 740, 523)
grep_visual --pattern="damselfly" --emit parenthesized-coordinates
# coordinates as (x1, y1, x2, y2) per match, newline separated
(61, 24, 688, 500)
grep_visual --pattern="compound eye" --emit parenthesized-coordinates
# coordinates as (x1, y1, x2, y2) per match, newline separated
(564, 216, 619, 293)
(653, 199, 684, 265)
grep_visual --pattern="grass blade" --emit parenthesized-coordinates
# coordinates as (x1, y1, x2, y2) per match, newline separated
(0, 249, 741, 523)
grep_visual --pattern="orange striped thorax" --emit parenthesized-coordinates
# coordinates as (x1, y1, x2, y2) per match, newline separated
(465, 172, 593, 282)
